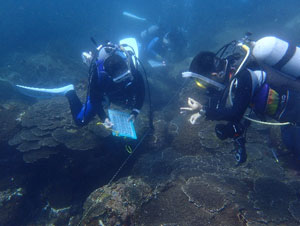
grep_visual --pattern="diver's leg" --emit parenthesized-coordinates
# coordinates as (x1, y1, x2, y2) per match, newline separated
(65, 90, 85, 125)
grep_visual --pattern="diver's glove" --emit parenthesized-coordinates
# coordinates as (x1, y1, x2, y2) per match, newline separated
(128, 114, 136, 123)
(155, 54, 163, 61)
(233, 137, 247, 164)
(103, 118, 114, 129)
(180, 97, 204, 125)
(180, 97, 203, 112)
(128, 109, 140, 123)
(81, 51, 93, 66)
(189, 112, 201, 125)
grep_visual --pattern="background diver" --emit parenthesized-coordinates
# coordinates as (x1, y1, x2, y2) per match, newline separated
(141, 25, 187, 66)
(180, 35, 300, 164)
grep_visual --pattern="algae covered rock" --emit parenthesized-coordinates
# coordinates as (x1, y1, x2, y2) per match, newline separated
(0, 188, 26, 225)
(80, 177, 153, 226)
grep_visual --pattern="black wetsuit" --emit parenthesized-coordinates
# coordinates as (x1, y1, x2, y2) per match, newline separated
(203, 67, 300, 161)
(204, 69, 252, 122)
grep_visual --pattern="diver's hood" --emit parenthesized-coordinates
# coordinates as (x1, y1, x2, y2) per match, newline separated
(97, 44, 132, 83)
(182, 71, 225, 90)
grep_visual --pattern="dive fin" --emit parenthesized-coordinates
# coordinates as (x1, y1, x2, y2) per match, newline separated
(15, 84, 74, 99)
(122, 11, 146, 21)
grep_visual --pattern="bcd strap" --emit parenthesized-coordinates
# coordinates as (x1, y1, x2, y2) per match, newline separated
(273, 43, 297, 70)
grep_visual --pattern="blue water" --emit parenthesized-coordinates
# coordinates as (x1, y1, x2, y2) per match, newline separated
(1, 0, 300, 60)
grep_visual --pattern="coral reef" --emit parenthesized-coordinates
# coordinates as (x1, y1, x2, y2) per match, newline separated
(2, 49, 300, 226)
(8, 97, 110, 163)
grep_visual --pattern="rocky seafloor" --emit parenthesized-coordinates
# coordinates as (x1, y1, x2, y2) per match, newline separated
(1, 52, 300, 226)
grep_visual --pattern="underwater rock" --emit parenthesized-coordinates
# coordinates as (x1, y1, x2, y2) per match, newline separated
(147, 114, 169, 150)
(171, 115, 228, 157)
(181, 176, 228, 213)
(80, 176, 153, 226)
(269, 126, 286, 151)
(133, 182, 212, 225)
(289, 200, 300, 223)
(36, 203, 72, 226)
(249, 177, 296, 223)
(132, 147, 181, 185)
(0, 107, 21, 144)
(0, 188, 26, 225)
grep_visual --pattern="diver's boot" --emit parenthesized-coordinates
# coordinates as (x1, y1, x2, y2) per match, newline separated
(233, 137, 247, 164)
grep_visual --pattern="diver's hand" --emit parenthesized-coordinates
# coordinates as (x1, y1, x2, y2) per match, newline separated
(155, 54, 163, 61)
(180, 97, 203, 113)
(188, 97, 202, 110)
(127, 114, 136, 123)
(81, 51, 93, 66)
(103, 118, 114, 129)
(189, 112, 201, 125)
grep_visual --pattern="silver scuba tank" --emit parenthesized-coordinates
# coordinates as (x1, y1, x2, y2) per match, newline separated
(253, 36, 300, 79)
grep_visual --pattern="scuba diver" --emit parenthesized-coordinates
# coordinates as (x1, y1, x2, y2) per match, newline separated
(141, 25, 187, 66)
(65, 42, 145, 128)
(15, 40, 145, 129)
(180, 35, 300, 164)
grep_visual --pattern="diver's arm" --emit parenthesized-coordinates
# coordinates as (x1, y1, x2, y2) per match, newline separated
(90, 71, 109, 122)
(205, 70, 252, 122)
(147, 37, 161, 59)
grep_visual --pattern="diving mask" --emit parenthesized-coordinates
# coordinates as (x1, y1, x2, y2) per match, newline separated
(182, 71, 225, 90)
(98, 44, 133, 83)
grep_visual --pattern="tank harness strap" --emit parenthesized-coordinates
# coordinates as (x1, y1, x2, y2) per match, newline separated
(273, 43, 297, 70)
